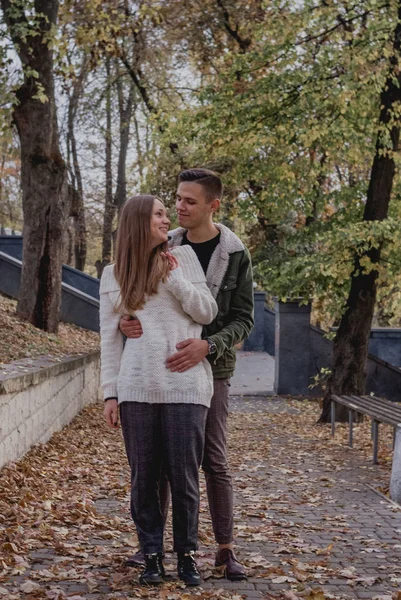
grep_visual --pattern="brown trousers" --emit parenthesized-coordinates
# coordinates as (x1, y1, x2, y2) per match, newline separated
(160, 378, 233, 545)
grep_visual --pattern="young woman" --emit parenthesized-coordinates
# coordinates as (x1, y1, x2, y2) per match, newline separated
(99, 195, 217, 587)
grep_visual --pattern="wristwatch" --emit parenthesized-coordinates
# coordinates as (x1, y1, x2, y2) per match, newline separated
(206, 338, 217, 355)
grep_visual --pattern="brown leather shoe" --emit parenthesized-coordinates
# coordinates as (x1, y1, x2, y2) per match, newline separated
(215, 548, 247, 581)
(125, 550, 145, 567)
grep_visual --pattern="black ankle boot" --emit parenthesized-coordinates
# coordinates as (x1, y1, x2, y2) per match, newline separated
(139, 552, 165, 585)
(177, 551, 201, 586)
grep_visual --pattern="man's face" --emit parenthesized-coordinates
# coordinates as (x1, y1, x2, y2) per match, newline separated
(176, 181, 219, 229)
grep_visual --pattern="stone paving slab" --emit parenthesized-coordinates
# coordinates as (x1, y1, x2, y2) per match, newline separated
(1, 395, 401, 600)
(95, 397, 401, 599)
(230, 351, 275, 396)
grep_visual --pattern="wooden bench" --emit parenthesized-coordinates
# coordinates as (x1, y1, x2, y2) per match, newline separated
(330, 394, 401, 464)
(330, 394, 401, 504)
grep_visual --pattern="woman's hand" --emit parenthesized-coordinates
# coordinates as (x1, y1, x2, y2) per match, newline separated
(161, 251, 179, 271)
(104, 399, 119, 429)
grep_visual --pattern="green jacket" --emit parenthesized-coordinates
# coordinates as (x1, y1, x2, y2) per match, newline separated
(169, 224, 254, 379)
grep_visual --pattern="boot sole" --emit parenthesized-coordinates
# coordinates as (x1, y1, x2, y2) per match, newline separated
(126, 559, 145, 567)
(216, 564, 247, 581)
(179, 578, 201, 587)
(139, 575, 164, 585)
(226, 573, 248, 581)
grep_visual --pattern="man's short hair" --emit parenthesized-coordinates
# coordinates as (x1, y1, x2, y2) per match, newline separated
(178, 168, 223, 202)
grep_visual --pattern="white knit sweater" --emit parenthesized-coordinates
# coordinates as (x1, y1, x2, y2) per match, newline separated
(99, 246, 218, 408)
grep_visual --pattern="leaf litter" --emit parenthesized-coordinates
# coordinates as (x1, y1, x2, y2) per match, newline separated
(0, 294, 99, 365)
(0, 395, 400, 599)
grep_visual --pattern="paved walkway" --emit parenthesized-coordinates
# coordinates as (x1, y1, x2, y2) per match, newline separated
(1, 391, 400, 599)
(230, 351, 275, 396)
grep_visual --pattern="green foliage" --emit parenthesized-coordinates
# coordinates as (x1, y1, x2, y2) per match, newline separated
(309, 366, 331, 392)
(150, 0, 401, 326)
(1, 0, 401, 327)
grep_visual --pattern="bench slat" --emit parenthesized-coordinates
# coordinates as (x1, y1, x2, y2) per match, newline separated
(359, 394, 401, 410)
(331, 395, 401, 427)
(332, 393, 401, 413)
(335, 399, 399, 426)
(350, 395, 401, 421)
(331, 394, 401, 417)
(330, 393, 401, 468)
(362, 395, 401, 412)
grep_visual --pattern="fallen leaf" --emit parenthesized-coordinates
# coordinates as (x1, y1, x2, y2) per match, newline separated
(20, 580, 42, 593)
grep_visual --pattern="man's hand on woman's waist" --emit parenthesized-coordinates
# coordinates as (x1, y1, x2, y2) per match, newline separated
(120, 315, 143, 338)
(119, 316, 209, 373)
(166, 339, 209, 373)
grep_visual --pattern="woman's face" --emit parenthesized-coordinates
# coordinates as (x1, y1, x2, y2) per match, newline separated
(150, 199, 170, 248)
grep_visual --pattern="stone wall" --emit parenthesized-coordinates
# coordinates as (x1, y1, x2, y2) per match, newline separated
(264, 307, 275, 357)
(243, 292, 267, 352)
(0, 352, 100, 469)
(368, 329, 401, 367)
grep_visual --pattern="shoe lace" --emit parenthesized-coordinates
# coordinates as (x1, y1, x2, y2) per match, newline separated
(145, 553, 161, 567)
(181, 552, 198, 572)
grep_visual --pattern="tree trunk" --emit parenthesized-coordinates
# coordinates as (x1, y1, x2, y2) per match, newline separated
(63, 217, 74, 266)
(320, 3, 401, 422)
(66, 58, 88, 272)
(110, 73, 135, 250)
(96, 58, 115, 278)
(0, 153, 5, 210)
(73, 198, 87, 271)
(1, 0, 69, 333)
(114, 70, 135, 214)
(133, 109, 144, 187)
(306, 151, 326, 226)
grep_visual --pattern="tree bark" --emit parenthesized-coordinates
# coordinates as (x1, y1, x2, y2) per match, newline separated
(320, 2, 401, 422)
(133, 108, 144, 187)
(66, 58, 88, 272)
(114, 72, 135, 213)
(119, 54, 178, 154)
(215, 0, 251, 53)
(0, 153, 5, 217)
(96, 58, 115, 278)
(306, 151, 327, 226)
(1, 0, 69, 333)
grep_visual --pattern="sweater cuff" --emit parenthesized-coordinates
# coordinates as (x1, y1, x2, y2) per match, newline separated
(104, 396, 118, 402)
(103, 384, 118, 399)
(165, 267, 183, 287)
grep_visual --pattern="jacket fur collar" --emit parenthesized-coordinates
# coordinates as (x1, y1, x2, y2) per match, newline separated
(169, 223, 245, 298)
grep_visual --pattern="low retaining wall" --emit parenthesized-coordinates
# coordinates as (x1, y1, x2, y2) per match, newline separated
(0, 352, 100, 469)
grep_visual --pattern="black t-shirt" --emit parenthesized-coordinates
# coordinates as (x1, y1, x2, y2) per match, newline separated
(181, 231, 221, 275)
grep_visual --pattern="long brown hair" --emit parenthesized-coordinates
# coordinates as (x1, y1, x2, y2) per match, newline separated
(114, 195, 170, 313)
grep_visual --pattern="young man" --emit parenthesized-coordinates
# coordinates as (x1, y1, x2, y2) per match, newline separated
(120, 169, 254, 580)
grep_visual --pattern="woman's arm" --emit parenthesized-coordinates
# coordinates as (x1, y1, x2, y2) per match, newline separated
(99, 291, 124, 399)
(165, 268, 218, 325)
